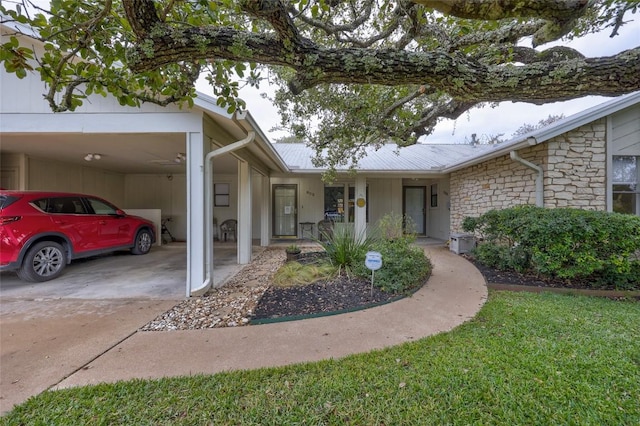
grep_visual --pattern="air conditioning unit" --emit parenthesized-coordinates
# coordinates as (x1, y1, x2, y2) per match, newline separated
(450, 233, 476, 254)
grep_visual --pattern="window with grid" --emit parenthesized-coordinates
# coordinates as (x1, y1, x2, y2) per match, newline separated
(612, 156, 639, 215)
(214, 183, 230, 207)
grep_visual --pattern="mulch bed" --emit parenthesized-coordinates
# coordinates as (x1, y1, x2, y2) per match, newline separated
(465, 255, 640, 300)
(251, 251, 638, 323)
(251, 251, 420, 322)
(251, 276, 403, 322)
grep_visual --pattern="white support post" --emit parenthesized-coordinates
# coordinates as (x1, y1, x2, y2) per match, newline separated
(185, 132, 206, 297)
(354, 176, 367, 240)
(238, 160, 252, 264)
(260, 174, 271, 246)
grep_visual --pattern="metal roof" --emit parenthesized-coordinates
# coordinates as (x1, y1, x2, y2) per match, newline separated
(273, 142, 494, 173)
(274, 92, 640, 175)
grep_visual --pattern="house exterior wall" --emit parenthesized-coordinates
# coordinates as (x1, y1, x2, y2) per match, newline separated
(1, 29, 181, 117)
(449, 144, 545, 233)
(427, 179, 451, 240)
(0, 153, 27, 189)
(367, 178, 403, 226)
(611, 104, 640, 155)
(449, 120, 608, 233)
(544, 119, 607, 210)
(24, 156, 126, 205)
(124, 174, 188, 241)
(269, 175, 455, 239)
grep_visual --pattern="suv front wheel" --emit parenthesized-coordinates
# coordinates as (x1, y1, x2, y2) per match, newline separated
(131, 229, 153, 255)
(17, 241, 67, 282)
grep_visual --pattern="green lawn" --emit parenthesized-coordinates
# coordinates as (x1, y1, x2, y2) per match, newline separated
(3, 292, 639, 425)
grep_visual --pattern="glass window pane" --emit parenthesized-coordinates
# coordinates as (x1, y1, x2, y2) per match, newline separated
(51, 197, 86, 214)
(613, 184, 638, 214)
(324, 186, 344, 222)
(87, 198, 116, 215)
(613, 156, 637, 183)
(214, 183, 230, 207)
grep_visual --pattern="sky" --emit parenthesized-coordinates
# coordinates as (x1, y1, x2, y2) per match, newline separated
(200, 15, 640, 145)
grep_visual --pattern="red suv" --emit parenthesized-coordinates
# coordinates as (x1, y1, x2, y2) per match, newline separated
(0, 191, 156, 282)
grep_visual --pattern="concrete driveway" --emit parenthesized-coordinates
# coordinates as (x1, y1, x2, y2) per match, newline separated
(0, 242, 243, 414)
(1, 243, 187, 300)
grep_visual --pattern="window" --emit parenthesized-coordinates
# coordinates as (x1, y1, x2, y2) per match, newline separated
(324, 185, 368, 223)
(430, 184, 438, 208)
(214, 183, 230, 207)
(41, 197, 86, 214)
(86, 197, 118, 215)
(612, 156, 639, 215)
(324, 186, 344, 222)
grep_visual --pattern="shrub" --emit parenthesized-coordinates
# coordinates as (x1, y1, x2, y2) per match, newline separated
(319, 225, 373, 276)
(464, 206, 640, 289)
(353, 213, 431, 294)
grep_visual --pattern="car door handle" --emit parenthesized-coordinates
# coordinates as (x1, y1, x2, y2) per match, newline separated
(99, 221, 107, 225)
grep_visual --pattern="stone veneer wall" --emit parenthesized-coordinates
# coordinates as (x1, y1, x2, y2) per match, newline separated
(449, 120, 607, 234)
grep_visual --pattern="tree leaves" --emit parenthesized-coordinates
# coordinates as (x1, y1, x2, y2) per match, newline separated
(1, 0, 638, 172)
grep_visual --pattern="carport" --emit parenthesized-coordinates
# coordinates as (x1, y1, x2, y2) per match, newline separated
(1, 22, 289, 297)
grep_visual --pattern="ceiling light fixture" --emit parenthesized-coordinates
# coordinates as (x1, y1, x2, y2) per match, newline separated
(84, 153, 102, 161)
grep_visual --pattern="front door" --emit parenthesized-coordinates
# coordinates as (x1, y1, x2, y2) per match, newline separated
(273, 185, 297, 237)
(403, 186, 426, 235)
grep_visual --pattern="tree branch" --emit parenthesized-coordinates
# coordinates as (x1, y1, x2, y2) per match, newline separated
(122, 0, 162, 39)
(128, 22, 640, 103)
(419, 0, 591, 45)
(417, 0, 589, 21)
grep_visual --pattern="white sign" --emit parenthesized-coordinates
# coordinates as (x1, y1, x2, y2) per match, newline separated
(365, 251, 382, 271)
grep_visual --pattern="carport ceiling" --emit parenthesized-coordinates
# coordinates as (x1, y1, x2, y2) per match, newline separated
(1, 132, 238, 174)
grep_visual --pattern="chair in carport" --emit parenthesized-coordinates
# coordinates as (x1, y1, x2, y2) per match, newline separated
(219, 219, 237, 242)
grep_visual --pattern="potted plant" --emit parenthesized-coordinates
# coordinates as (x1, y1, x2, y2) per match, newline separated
(285, 244, 301, 261)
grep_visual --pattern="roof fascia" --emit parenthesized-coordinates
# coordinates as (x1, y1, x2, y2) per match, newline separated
(279, 168, 449, 178)
(195, 93, 289, 172)
(527, 91, 640, 144)
(444, 91, 640, 173)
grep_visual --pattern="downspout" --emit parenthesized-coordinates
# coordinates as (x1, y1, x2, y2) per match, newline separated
(510, 146, 544, 207)
(191, 113, 255, 296)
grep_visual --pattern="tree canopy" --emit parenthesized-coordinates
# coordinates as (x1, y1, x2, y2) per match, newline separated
(1, 0, 639, 171)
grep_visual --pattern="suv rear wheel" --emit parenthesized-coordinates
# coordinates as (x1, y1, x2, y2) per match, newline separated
(17, 241, 67, 282)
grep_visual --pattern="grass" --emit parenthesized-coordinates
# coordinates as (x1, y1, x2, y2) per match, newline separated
(272, 261, 336, 287)
(3, 292, 639, 425)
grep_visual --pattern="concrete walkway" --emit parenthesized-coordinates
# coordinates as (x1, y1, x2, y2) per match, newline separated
(1, 245, 487, 414)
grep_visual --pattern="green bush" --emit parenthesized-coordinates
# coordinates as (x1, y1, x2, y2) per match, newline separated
(463, 206, 640, 289)
(319, 213, 431, 293)
(353, 213, 431, 294)
(355, 238, 431, 294)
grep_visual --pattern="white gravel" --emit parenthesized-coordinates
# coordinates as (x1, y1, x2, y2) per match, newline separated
(141, 248, 286, 331)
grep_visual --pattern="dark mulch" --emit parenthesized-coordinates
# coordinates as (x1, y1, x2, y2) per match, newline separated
(251, 251, 418, 322)
(464, 255, 628, 290)
(466, 255, 640, 301)
(467, 257, 569, 287)
(251, 276, 403, 321)
(251, 252, 638, 322)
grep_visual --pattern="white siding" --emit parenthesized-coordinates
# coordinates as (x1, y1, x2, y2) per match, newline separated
(25, 156, 125, 204)
(611, 104, 640, 155)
